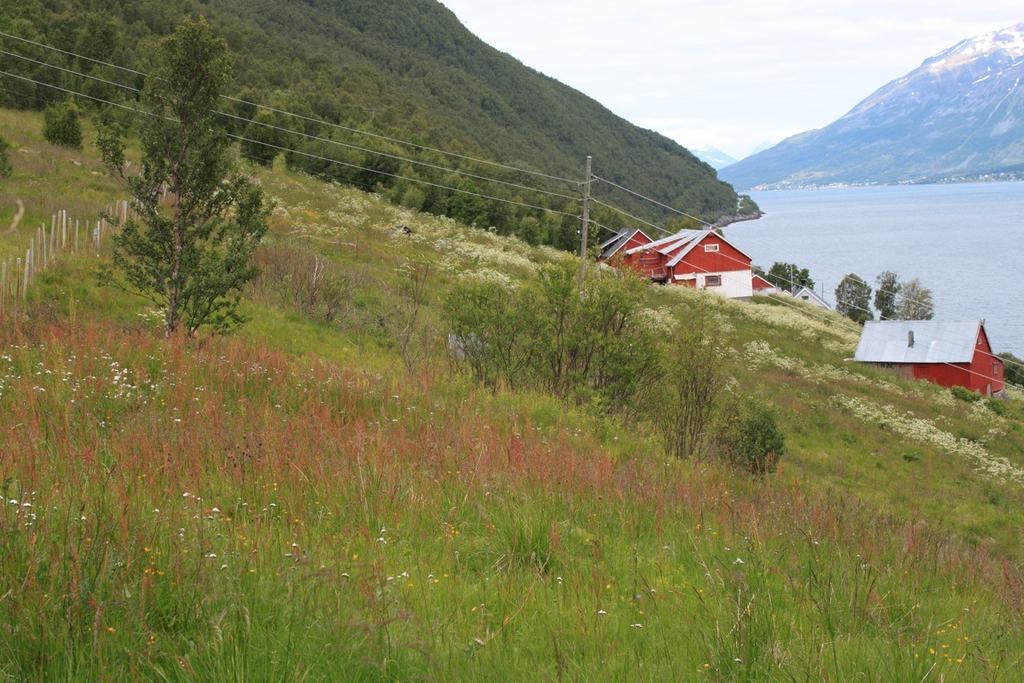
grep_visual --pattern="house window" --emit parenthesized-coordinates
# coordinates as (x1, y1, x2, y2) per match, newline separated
(994, 363, 1001, 375)
(705, 275, 722, 287)
(704, 244, 720, 253)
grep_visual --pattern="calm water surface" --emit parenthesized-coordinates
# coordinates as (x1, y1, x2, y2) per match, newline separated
(727, 182, 1024, 356)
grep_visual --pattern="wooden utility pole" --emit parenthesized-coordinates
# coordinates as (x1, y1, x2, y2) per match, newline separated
(577, 155, 593, 291)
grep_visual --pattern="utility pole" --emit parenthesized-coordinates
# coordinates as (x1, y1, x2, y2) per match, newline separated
(577, 155, 593, 292)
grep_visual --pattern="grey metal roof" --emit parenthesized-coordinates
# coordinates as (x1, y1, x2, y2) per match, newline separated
(625, 229, 701, 255)
(599, 229, 635, 260)
(666, 230, 714, 266)
(854, 320, 982, 364)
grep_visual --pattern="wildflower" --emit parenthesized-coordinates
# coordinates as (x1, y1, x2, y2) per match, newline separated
(734, 558, 745, 565)
(596, 609, 607, 616)
(631, 623, 643, 629)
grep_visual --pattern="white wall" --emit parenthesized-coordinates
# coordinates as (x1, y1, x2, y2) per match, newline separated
(676, 269, 753, 299)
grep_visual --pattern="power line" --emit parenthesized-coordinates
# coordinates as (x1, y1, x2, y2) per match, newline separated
(0, 29, 582, 187)
(590, 197, 672, 236)
(213, 108, 580, 201)
(1, 44, 581, 201)
(225, 132, 580, 217)
(0, 70, 582, 220)
(623, 227, 1024, 375)
(0, 69, 155, 117)
(2, 35, 1020, 374)
(0, 48, 141, 93)
(614, 237, 1024, 388)
(592, 174, 715, 228)
(593, 190, 1021, 372)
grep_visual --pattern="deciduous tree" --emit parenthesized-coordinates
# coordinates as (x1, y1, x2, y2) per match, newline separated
(97, 18, 269, 337)
(835, 273, 873, 324)
(874, 270, 900, 320)
(896, 278, 935, 321)
(766, 262, 814, 293)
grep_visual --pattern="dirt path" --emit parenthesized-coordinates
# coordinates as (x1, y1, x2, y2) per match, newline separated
(5, 199, 25, 235)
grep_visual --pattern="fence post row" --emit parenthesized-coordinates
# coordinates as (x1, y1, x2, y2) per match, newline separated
(0, 199, 131, 317)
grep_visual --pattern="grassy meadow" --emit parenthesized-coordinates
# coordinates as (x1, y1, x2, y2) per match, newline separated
(1, 108, 1023, 680)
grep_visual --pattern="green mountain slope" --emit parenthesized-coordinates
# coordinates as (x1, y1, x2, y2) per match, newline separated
(0, 0, 749, 243)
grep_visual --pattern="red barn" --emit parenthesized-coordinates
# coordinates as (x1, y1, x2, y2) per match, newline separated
(854, 320, 1005, 396)
(606, 228, 754, 299)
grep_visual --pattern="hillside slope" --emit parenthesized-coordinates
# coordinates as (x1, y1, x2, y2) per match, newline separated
(722, 23, 1024, 189)
(0, 0, 743, 228)
(2, 108, 1024, 679)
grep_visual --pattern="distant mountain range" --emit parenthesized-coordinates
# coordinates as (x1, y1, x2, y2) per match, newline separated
(721, 23, 1024, 190)
(693, 147, 738, 169)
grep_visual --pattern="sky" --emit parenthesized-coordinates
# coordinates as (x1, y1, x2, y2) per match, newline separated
(440, 1, 1021, 160)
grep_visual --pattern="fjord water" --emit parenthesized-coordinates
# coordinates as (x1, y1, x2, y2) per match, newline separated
(728, 182, 1024, 356)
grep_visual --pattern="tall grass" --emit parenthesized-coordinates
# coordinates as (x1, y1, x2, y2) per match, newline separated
(1, 316, 1022, 680)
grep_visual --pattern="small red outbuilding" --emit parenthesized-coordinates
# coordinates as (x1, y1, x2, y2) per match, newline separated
(854, 320, 1005, 396)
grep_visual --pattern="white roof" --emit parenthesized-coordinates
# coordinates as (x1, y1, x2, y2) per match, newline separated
(793, 286, 830, 307)
(854, 320, 983, 364)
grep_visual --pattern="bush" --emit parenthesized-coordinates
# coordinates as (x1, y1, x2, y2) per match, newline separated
(951, 386, 981, 403)
(1000, 352, 1023, 388)
(0, 136, 11, 179)
(655, 308, 724, 460)
(443, 262, 661, 411)
(43, 102, 84, 149)
(720, 400, 786, 474)
(986, 399, 1008, 417)
(249, 244, 351, 324)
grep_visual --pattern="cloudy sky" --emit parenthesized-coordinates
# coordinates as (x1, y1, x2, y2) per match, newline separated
(440, 1, 1021, 159)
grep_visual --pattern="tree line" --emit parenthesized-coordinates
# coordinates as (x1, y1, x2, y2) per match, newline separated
(757, 261, 935, 323)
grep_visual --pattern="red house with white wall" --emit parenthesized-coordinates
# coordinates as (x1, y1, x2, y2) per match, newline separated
(603, 228, 754, 299)
(752, 273, 779, 295)
(854, 320, 1005, 396)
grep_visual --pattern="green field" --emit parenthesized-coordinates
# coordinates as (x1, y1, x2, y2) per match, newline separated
(2, 108, 1023, 680)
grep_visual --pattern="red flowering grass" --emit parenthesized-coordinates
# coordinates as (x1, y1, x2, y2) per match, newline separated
(0, 318, 1021, 680)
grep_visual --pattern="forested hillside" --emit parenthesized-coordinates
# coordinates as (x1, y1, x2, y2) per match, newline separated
(0, 0, 751, 247)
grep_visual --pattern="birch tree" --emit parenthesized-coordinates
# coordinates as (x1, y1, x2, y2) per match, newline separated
(98, 17, 269, 336)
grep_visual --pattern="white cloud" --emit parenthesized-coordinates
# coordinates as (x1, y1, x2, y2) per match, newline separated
(441, 1, 1020, 156)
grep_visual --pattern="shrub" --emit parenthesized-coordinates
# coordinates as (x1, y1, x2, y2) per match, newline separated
(43, 102, 84, 149)
(443, 262, 661, 411)
(986, 399, 1008, 417)
(720, 400, 786, 474)
(655, 309, 724, 460)
(0, 136, 11, 179)
(249, 244, 351, 324)
(1000, 352, 1024, 388)
(951, 386, 981, 403)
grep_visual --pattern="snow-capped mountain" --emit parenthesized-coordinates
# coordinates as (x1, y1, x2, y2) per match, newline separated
(693, 147, 738, 170)
(721, 23, 1024, 189)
